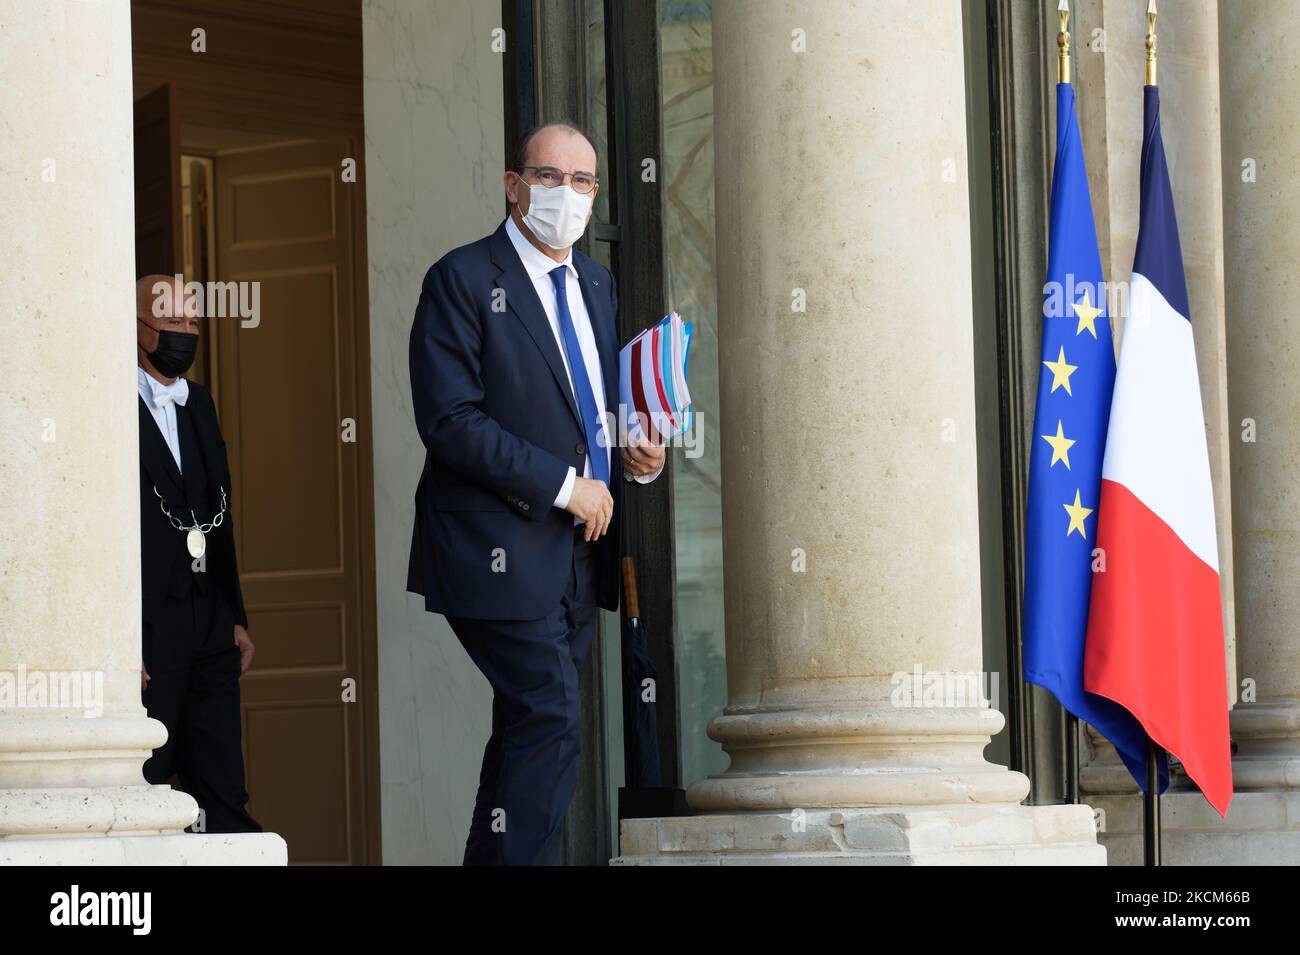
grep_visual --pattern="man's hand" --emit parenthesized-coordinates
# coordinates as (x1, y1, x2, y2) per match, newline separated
(565, 476, 613, 541)
(234, 624, 255, 676)
(622, 430, 665, 478)
(141, 661, 150, 691)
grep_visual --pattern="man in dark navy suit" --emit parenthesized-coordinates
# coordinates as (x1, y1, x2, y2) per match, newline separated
(408, 122, 664, 865)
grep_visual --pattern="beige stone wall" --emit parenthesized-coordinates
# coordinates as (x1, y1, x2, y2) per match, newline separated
(361, 0, 505, 865)
(1219, 0, 1300, 794)
(1219, 0, 1300, 715)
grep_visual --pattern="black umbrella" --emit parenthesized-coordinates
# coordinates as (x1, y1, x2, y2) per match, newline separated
(621, 556, 662, 788)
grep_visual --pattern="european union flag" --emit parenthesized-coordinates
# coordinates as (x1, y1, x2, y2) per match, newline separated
(1023, 81, 1157, 792)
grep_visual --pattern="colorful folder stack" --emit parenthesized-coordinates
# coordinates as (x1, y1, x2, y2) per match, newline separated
(618, 312, 693, 444)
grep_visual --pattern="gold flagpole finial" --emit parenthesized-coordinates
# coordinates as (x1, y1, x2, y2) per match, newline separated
(1145, 0, 1158, 86)
(1057, 0, 1071, 84)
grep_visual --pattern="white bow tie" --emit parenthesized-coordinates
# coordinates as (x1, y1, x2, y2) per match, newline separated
(150, 378, 189, 409)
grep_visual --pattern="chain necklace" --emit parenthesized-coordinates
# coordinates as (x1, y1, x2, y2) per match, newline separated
(153, 485, 228, 559)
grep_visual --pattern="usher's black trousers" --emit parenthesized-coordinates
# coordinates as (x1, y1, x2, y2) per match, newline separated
(446, 530, 598, 866)
(142, 584, 260, 834)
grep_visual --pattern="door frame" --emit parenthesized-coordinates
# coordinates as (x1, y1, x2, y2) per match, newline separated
(982, 0, 1071, 804)
(132, 2, 382, 864)
(508, 0, 678, 863)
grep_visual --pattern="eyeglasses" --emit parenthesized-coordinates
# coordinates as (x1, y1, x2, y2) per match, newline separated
(519, 165, 599, 195)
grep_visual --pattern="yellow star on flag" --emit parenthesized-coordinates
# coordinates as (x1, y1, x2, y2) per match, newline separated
(1072, 290, 1104, 338)
(1041, 420, 1076, 470)
(1063, 489, 1094, 539)
(1043, 346, 1078, 396)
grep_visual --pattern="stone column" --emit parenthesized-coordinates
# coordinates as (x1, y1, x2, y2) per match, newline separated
(0, 0, 284, 864)
(615, 0, 1101, 864)
(1217, 0, 1300, 857)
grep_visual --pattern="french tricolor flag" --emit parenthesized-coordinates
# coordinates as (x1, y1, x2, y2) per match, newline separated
(1084, 86, 1233, 816)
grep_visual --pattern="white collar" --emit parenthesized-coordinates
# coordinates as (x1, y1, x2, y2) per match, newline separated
(505, 215, 576, 284)
(137, 366, 189, 407)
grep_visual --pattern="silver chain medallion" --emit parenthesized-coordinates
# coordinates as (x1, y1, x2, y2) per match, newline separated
(153, 486, 227, 562)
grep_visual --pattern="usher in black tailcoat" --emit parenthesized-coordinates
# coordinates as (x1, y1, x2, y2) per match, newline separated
(138, 378, 258, 834)
(138, 382, 246, 631)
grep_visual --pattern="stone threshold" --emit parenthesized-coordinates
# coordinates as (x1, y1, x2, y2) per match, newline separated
(614, 804, 1106, 865)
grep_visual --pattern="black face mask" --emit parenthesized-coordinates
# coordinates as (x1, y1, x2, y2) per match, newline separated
(139, 321, 198, 378)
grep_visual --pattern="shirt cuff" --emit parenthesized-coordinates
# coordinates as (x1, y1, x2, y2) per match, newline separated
(553, 466, 577, 509)
(630, 458, 665, 485)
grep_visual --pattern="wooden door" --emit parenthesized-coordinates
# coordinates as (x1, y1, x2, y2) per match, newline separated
(133, 84, 181, 278)
(212, 139, 375, 864)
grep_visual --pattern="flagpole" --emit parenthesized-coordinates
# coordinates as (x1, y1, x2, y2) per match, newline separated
(1142, 0, 1162, 867)
(1145, 0, 1158, 87)
(1066, 714, 1079, 803)
(1145, 741, 1163, 865)
(1057, 0, 1071, 85)
(1058, 0, 1080, 807)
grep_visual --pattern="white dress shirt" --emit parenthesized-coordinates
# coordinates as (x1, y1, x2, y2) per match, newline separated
(137, 366, 189, 472)
(504, 216, 662, 512)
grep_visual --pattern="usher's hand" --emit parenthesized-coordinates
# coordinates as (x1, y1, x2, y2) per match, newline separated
(234, 624, 255, 676)
(622, 430, 665, 477)
(565, 476, 614, 541)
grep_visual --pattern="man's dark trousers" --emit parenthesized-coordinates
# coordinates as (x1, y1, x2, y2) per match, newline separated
(142, 584, 261, 834)
(447, 530, 598, 866)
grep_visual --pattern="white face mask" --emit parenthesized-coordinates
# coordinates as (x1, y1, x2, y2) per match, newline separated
(520, 179, 593, 250)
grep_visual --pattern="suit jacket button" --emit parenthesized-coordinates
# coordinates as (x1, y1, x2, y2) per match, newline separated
(521, 502, 530, 510)
(575, 442, 586, 456)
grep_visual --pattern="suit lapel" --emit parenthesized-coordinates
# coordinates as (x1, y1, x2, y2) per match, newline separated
(176, 404, 210, 509)
(138, 396, 185, 500)
(573, 253, 619, 411)
(490, 222, 583, 430)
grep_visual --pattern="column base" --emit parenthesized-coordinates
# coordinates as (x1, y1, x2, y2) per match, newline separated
(0, 785, 200, 837)
(1093, 791, 1300, 865)
(688, 702, 1032, 810)
(612, 805, 1105, 865)
(0, 832, 287, 865)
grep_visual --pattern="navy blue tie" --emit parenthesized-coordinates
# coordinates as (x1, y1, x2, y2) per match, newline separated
(549, 266, 610, 487)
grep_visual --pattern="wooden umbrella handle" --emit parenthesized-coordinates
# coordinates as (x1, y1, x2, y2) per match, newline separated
(622, 556, 641, 619)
